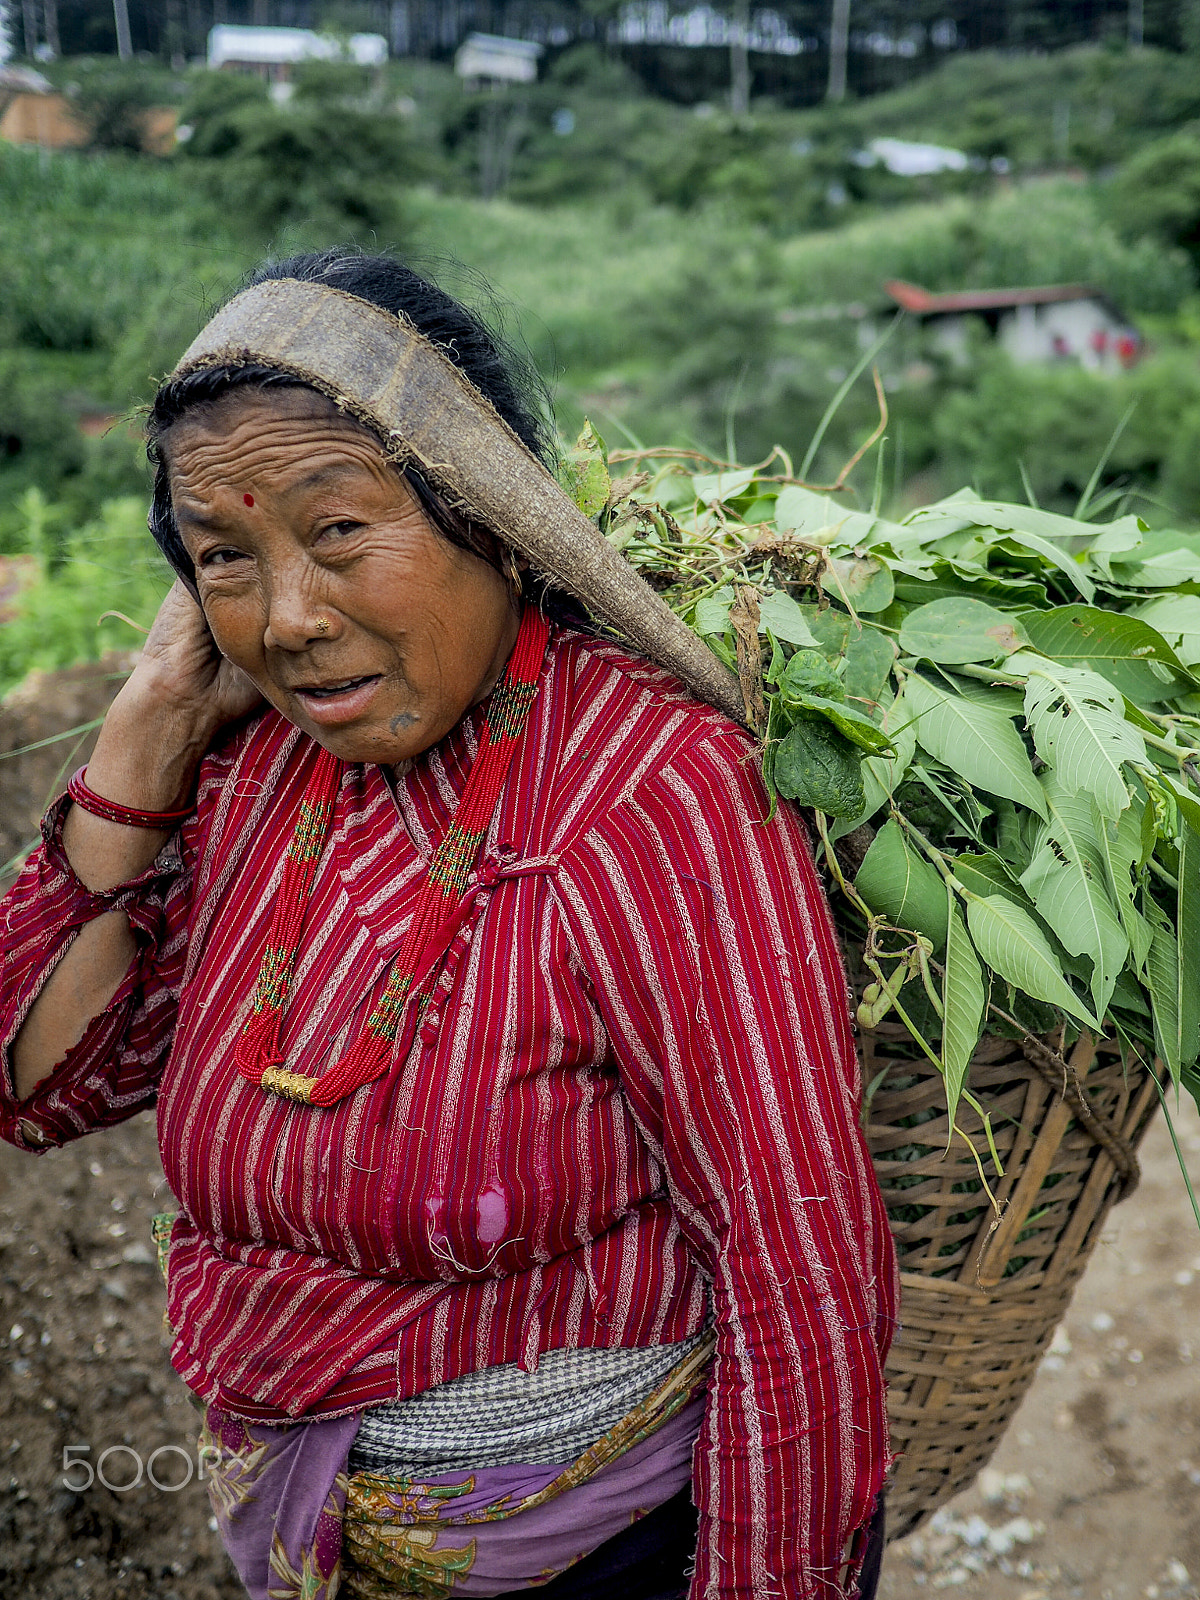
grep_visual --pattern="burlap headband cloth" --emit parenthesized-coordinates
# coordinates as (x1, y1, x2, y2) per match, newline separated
(173, 279, 744, 726)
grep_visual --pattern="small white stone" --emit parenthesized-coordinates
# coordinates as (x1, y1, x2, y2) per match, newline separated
(8, 1325, 22, 1341)
(1048, 1324, 1072, 1357)
(978, 1468, 1006, 1503)
(1174, 1269, 1194, 1287)
(960, 1515, 991, 1548)
(1167, 1560, 1190, 1585)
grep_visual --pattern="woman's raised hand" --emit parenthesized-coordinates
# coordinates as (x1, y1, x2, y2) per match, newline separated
(70, 582, 262, 838)
(13, 585, 264, 1097)
(129, 580, 263, 735)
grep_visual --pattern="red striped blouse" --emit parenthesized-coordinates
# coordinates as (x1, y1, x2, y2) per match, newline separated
(0, 624, 897, 1599)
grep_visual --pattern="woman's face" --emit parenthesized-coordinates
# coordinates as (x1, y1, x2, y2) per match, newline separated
(166, 387, 522, 766)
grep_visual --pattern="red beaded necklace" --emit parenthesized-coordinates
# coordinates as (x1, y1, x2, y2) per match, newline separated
(234, 606, 549, 1106)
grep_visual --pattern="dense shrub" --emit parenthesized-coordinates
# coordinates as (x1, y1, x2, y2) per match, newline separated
(0, 494, 170, 696)
(1109, 129, 1200, 268)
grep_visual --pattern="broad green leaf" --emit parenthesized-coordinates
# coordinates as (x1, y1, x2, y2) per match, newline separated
(773, 483, 836, 532)
(806, 605, 852, 657)
(1018, 776, 1129, 1018)
(1093, 798, 1154, 975)
(893, 568, 1049, 609)
(1108, 968, 1151, 1018)
(1019, 604, 1193, 705)
(842, 628, 895, 706)
(1146, 899, 1182, 1079)
(936, 502, 1098, 600)
(1152, 770, 1200, 832)
(965, 893, 1099, 1026)
(901, 671, 1047, 818)
(562, 420, 610, 517)
(1102, 530, 1200, 589)
(779, 649, 842, 701)
(1020, 605, 1190, 675)
(951, 851, 1028, 905)
(1130, 595, 1200, 666)
(757, 590, 818, 648)
(1180, 823, 1200, 1070)
(793, 694, 895, 755)
(855, 819, 950, 948)
(1085, 517, 1147, 578)
(1019, 660, 1146, 820)
(899, 598, 1028, 664)
(693, 588, 734, 636)
(692, 466, 757, 506)
(942, 901, 985, 1122)
(820, 555, 894, 613)
(935, 498, 1099, 545)
(774, 485, 884, 548)
(830, 693, 916, 838)
(774, 717, 865, 817)
(943, 676, 1026, 716)
(760, 684, 788, 819)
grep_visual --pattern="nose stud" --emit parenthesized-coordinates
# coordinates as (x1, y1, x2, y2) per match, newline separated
(315, 617, 330, 634)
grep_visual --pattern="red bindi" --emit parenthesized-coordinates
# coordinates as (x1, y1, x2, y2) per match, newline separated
(243, 493, 255, 507)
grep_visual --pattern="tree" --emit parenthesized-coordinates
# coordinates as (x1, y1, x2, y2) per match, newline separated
(1111, 128, 1200, 265)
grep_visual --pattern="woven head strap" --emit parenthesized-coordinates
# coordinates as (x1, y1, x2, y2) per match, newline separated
(172, 279, 744, 724)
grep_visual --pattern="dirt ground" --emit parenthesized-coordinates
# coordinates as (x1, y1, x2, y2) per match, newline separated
(3, 661, 1200, 1600)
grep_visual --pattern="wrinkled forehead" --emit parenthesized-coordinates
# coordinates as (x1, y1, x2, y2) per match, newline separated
(165, 388, 408, 522)
(164, 382, 385, 452)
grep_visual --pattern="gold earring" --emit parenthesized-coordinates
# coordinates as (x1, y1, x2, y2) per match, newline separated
(315, 616, 330, 634)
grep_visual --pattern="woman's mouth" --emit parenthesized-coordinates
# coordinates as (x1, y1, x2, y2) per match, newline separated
(292, 674, 382, 725)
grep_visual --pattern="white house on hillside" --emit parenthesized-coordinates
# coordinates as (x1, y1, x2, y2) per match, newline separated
(207, 24, 387, 81)
(885, 280, 1141, 372)
(453, 33, 543, 87)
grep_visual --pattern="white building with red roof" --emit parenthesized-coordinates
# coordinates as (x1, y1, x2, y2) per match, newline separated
(884, 279, 1141, 372)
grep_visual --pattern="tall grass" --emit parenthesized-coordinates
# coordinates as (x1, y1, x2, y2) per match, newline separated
(0, 493, 171, 695)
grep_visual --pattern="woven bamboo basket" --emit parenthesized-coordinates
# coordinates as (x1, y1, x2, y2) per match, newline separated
(860, 1018, 1159, 1539)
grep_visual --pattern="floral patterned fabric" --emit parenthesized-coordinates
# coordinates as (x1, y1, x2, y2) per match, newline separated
(202, 1337, 712, 1600)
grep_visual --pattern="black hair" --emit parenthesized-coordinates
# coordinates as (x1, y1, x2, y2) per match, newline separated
(146, 248, 580, 620)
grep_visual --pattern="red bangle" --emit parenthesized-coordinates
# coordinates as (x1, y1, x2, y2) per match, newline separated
(67, 767, 194, 830)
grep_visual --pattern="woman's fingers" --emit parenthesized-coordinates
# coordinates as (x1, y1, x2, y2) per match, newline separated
(131, 582, 262, 725)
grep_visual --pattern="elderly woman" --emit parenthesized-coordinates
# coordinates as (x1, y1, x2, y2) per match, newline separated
(0, 251, 896, 1600)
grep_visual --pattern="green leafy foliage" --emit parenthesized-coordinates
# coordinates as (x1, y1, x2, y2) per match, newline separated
(0, 493, 171, 694)
(617, 450, 1200, 1119)
(856, 820, 950, 949)
(774, 717, 865, 818)
(941, 903, 986, 1125)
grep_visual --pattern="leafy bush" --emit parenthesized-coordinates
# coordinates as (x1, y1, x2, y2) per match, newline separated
(177, 71, 271, 159)
(1109, 129, 1200, 268)
(184, 98, 415, 238)
(62, 59, 182, 153)
(0, 493, 170, 695)
(838, 46, 1200, 172)
(778, 183, 1193, 316)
